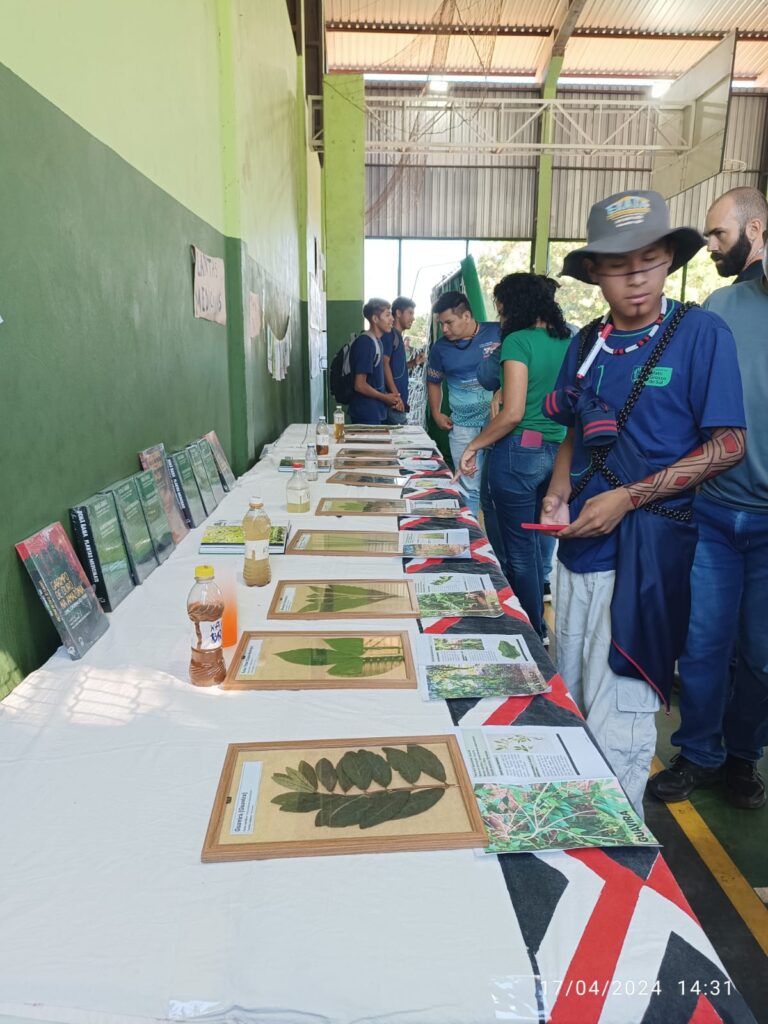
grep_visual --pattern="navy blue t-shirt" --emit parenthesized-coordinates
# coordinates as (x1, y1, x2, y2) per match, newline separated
(381, 329, 408, 405)
(348, 332, 387, 425)
(555, 301, 746, 573)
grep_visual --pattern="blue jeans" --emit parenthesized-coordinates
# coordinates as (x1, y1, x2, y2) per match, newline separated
(675, 495, 768, 767)
(386, 406, 408, 425)
(448, 423, 483, 519)
(488, 434, 558, 637)
(480, 455, 505, 565)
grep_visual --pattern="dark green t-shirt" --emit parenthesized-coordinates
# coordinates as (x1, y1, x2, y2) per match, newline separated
(500, 327, 570, 443)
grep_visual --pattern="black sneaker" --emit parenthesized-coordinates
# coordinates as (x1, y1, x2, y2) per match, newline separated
(647, 755, 723, 803)
(543, 582, 552, 604)
(724, 756, 766, 810)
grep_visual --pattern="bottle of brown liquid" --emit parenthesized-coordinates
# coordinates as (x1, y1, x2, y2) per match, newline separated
(333, 405, 345, 443)
(316, 415, 330, 456)
(243, 497, 271, 587)
(187, 565, 226, 685)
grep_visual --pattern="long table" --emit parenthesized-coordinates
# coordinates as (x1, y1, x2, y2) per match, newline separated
(0, 424, 755, 1024)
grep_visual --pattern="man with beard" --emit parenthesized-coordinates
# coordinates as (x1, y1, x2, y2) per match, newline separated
(703, 186, 767, 283)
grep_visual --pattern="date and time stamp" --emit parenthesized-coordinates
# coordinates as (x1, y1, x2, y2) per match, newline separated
(537, 977, 734, 998)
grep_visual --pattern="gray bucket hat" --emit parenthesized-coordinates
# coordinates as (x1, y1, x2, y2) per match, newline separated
(561, 190, 705, 284)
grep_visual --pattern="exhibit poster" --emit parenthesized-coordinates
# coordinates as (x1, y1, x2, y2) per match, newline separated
(399, 529, 471, 559)
(286, 530, 402, 557)
(416, 635, 548, 700)
(202, 735, 487, 861)
(268, 579, 420, 619)
(414, 573, 503, 618)
(224, 631, 416, 690)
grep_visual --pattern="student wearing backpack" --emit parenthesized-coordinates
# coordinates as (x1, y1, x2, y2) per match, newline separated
(346, 299, 404, 425)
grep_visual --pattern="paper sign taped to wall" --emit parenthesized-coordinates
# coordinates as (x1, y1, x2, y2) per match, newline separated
(192, 245, 227, 325)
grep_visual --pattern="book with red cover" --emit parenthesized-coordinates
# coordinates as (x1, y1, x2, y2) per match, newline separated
(15, 522, 109, 659)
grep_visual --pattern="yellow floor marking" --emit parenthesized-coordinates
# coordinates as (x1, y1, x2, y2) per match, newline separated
(652, 756, 768, 956)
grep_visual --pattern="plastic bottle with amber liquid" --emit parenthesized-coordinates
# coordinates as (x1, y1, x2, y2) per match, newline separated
(187, 565, 226, 685)
(316, 415, 330, 456)
(243, 497, 272, 587)
(333, 405, 345, 443)
(286, 463, 311, 513)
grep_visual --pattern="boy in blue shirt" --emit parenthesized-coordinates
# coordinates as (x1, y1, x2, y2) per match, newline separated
(348, 298, 404, 425)
(541, 191, 746, 815)
(427, 291, 499, 517)
(381, 296, 416, 426)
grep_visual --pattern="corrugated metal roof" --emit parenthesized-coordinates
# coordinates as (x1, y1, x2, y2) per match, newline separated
(365, 90, 767, 240)
(326, 0, 768, 80)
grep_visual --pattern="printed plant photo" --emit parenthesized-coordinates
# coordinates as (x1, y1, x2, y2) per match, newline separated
(202, 735, 487, 861)
(474, 778, 658, 854)
(418, 634, 548, 700)
(416, 589, 503, 618)
(425, 663, 546, 700)
(268, 579, 420, 619)
(223, 631, 416, 690)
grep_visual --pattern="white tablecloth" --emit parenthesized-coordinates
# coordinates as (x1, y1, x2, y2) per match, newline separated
(0, 425, 747, 1024)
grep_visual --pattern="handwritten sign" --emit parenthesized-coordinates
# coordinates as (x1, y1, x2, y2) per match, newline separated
(192, 245, 226, 325)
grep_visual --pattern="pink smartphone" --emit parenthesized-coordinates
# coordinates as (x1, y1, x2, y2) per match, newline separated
(521, 522, 567, 533)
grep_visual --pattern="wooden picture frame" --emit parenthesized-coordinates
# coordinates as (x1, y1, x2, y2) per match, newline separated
(341, 435, 395, 445)
(223, 630, 417, 690)
(334, 457, 401, 470)
(328, 471, 408, 488)
(286, 529, 402, 557)
(315, 497, 462, 518)
(316, 497, 408, 516)
(336, 447, 397, 460)
(201, 734, 487, 862)
(267, 578, 420, 620)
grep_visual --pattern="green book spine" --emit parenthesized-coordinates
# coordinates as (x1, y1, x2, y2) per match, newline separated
(70, 494, 134, 611)
(186, 442, 218, 515)
(106, 478, 158, 584)
(198, 440, 226, 504)
(167, 452, 206, 528)
(134, 470, 174, 564)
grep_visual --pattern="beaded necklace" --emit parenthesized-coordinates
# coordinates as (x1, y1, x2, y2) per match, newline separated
(576, 296, 667, 380)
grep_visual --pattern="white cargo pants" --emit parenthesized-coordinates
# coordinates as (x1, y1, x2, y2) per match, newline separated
(555, 565, 660, 818)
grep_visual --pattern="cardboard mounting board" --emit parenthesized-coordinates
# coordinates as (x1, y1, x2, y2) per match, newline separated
(336, 447, 397, 460)
(334, 457, 400, 470)
(267, 579, 420, 620)
(286, 530, 402, 557)
(201, 734, 487, 861)
(223, 630, 417, 690)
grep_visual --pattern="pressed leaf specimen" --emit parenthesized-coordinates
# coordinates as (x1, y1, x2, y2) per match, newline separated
(270, 744, 451, 830)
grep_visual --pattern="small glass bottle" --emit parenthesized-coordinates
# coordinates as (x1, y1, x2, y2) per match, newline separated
(187, 565, 226, 686)
(286, 463, 311, 513)
(304, 444, 319, 481)
(316, 415, 330, 456)
(333, 405, 345, 443)
(242, 497, 272, 587)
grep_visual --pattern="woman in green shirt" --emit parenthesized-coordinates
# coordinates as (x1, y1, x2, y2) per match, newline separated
(458, 274, 571, 637)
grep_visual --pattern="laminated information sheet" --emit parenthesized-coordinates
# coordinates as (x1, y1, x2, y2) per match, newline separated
(416, 634, 549, 700)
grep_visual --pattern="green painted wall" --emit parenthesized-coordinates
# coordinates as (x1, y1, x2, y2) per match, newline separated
(323, 74, 366, 366)
(0, 0, 315, 695)
(0, 0, 226, 232)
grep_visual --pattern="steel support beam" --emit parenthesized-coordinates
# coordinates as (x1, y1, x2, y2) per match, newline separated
(533, 58, 563, 274)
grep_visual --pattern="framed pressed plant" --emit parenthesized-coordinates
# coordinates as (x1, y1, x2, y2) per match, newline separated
(327, 472, 408, 489)
(336, 447, 397, 460)
(223, 630, 417, 690)
(334, 457, 401, 470)
(315, 497, 409, 517)
(286, 530, 402, 557)
(201, 734, 487, 861)
(267, 579, 420, 620)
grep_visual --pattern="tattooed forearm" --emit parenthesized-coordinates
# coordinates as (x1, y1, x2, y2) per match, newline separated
(625, 427, 745, 510)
